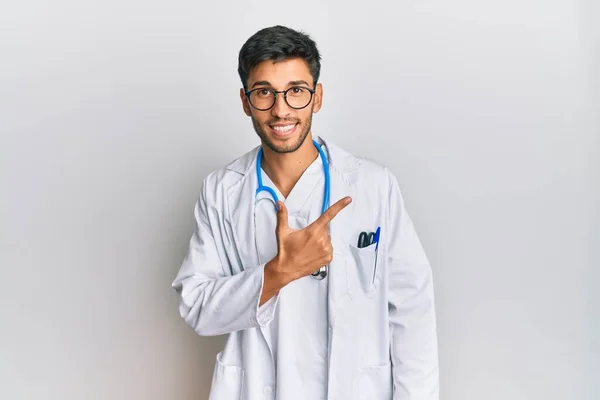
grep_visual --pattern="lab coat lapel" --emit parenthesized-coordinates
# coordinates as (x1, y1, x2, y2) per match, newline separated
(317, 137, 361, 319)
(226, 147, 275, 362)
(227, 149, 260, 267)
(326, 169, 354, 312)
(318, 138, 362, 400)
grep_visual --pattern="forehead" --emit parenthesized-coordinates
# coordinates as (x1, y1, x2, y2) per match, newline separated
(247, 58, 313, 87)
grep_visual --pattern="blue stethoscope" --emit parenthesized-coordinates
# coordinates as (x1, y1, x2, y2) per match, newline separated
(255, 139, 330, 280)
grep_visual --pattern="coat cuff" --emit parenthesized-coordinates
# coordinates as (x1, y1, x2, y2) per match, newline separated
(257, 293, 279, 326)
(252, 265, 280, 327)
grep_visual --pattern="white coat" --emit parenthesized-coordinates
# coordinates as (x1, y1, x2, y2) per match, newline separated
(172, 136, 439, 400)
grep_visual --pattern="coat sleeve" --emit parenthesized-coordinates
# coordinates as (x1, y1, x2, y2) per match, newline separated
(385, 169, 439, 400)
(172, 179, 279, 336)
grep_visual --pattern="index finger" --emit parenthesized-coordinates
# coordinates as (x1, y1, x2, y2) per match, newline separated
(310, 196, 352, 229)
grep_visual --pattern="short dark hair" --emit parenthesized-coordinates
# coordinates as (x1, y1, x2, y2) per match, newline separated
(237, 25, 322, 90)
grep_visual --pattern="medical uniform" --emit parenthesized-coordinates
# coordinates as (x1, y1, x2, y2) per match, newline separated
(172, 136, 439, 400)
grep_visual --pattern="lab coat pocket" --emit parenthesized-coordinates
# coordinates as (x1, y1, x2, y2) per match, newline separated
(349, 243, 378, 295)
(208, 351, 244, 400)
(358, 361, 393, 400)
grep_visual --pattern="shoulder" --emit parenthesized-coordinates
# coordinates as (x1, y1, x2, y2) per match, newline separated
(325, 139, 407, 216)
(199, 145, 259, 203)
(324, 139, 399, 189)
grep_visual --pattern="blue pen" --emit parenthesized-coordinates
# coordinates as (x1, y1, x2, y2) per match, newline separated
(372, 226, 381, 284)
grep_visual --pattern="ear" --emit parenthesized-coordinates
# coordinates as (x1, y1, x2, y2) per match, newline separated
(312, 83, 323, 113)
(240, 88, 252, 116)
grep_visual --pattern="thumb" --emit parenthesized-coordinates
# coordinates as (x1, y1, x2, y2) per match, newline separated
(275, 201, 289, 233)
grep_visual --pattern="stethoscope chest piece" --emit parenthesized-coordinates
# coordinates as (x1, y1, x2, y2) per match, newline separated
(311, 265, 328, 280)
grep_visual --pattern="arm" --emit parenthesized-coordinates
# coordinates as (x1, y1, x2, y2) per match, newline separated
(386, 169, 440, 399)
(171, 179, 280, 336)
(260, 258, 287, 306)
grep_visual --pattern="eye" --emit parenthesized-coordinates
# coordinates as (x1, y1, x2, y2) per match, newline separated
(287, 86, 309, 98)
(256, 88, 272, 97)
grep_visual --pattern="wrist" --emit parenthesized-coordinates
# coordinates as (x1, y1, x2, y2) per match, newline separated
(265, 257, 293, 287)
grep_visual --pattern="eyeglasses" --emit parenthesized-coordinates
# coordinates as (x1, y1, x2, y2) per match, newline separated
(245, 86, 316, 111)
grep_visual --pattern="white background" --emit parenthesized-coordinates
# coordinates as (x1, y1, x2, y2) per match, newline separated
(1, 1, 598, 399)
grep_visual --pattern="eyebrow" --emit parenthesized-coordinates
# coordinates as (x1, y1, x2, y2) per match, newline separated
(250, 80, 311, 88)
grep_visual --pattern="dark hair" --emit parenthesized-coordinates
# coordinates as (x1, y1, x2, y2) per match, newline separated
(237, 25, 322, 90)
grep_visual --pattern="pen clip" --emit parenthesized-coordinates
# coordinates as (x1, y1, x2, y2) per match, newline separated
(374, 226, 381, 251)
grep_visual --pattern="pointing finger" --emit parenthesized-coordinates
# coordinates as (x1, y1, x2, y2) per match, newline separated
(310, 196, 352, 229)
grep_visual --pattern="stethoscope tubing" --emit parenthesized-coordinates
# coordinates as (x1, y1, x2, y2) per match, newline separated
(254, 139, 330, 280)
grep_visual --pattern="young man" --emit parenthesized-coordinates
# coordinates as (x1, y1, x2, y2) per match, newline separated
(172, 25, 439, 400)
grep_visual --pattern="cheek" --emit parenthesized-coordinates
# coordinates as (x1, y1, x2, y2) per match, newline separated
(300, 110, 313, 124)
(252, 112, 269, 125)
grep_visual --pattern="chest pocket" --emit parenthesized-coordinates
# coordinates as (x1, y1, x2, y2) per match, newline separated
(349, 242, 379, 296)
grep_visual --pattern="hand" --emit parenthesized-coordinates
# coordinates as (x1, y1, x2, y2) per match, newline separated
(269, 196, 352, 284)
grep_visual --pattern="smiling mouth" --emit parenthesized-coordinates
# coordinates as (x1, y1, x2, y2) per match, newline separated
(269, 123, 298, 137)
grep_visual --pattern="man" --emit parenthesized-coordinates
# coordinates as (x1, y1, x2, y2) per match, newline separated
(172, 25, 439, 400)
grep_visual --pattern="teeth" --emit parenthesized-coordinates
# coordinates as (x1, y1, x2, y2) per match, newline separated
(272, 124, 295, 133)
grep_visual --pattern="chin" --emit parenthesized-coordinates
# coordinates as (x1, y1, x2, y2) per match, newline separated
(264, 129, 308, 154)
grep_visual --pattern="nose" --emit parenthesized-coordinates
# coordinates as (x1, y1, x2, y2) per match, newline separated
(270, 92, 291, 119)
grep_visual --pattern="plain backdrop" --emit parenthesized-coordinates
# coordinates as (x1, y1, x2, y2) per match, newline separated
(1, 1, 598, 399)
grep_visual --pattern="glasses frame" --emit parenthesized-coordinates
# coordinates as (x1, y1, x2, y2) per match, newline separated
(244, 86, 316, 111)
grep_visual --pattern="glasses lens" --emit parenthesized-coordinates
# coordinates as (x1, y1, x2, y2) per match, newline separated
(249, 89, 275, 110)
(286, 87, 312, 109)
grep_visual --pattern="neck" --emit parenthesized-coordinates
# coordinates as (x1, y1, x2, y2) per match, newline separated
(261, 134, 319, 198)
